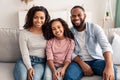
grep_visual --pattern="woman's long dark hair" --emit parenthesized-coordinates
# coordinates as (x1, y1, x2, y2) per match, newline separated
(23, 6, 50, 39)
(46, 18, 74, 40)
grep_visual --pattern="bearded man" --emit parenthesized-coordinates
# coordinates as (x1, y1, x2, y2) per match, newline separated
(64, 5, 117, 80)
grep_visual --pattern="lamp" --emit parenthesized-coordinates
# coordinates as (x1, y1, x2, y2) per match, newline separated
(21, 0, 33, 10)
(21, 0, 33, 5)
(104, 0, 113, 20)
(103, 0, 113, 29)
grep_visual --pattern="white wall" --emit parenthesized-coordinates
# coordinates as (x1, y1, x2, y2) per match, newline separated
(0, 0, 115, 28)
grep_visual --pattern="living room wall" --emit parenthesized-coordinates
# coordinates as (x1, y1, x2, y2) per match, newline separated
(0, 0, 115, 28)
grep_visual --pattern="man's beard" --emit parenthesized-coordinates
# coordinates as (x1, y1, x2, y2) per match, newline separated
(72, 19, 85, 31)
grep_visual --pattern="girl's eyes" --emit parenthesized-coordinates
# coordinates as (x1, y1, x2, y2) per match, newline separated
(52, 27, 57, 31)
(57, 26, 61, 29)
(52, 26, 61, 30)
(51, 27, 55, 30)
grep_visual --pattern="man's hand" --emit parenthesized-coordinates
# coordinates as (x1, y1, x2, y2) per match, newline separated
(103, 65, 114, 80)
(81, 61, 94, 76)
(73, 56, 94, 76)
(28, 68, 34, 80)
(103, 52, 115, 80)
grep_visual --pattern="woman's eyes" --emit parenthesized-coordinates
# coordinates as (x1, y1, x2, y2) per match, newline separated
(34, 16, 44, 19)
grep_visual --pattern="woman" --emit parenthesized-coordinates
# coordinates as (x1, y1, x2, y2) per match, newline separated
(14, 6, 50, 80)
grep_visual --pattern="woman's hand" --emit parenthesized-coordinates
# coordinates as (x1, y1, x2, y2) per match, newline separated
(27, 68, 34, 80)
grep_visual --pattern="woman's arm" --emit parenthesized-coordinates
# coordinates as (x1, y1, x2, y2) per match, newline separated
(19, 31, 32, 70)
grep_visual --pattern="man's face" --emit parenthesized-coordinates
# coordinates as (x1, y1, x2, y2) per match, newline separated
(71, 8, 86, 30)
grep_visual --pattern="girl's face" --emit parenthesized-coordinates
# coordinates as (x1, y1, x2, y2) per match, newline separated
(33, 11, 46, 28)
(51, 21, 65, 40)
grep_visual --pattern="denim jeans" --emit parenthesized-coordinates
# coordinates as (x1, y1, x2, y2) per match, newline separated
(64, 59, 117, 80)
(43, 64, 62, 80)
(14, 56, 46, 80)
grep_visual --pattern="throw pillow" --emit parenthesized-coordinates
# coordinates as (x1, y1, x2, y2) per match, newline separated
(112, 33, 120, 65)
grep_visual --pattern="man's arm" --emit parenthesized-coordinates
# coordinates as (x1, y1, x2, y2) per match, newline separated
(94, 24, 115, 79)
(103, 52, 113, 69)
(73, 56, 94, 76)
(103, 52, 114, 80)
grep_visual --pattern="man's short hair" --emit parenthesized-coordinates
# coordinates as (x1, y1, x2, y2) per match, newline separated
(71, 5, 85, 13)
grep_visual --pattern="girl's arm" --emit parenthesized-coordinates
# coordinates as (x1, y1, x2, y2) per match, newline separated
(62, 61, 70, 71)
(47, 60, 58, 80)
(57, 61, 70, 79)
(46, 40, 58, 79)
(65, 39, 75, 62)
(46, 40, 56, 73)
(47, 60, 56, 74)
(58, 39, 75, 78)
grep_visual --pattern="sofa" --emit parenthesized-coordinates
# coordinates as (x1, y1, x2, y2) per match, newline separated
(0, 27, 120, 80)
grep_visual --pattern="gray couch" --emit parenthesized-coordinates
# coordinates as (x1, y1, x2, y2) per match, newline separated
(0, 28, 120, 80)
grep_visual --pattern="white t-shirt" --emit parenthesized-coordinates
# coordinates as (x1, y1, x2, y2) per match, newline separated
(78, 31, 93, 61)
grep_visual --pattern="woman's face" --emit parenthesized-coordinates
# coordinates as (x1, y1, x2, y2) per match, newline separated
(51, 21, 65, 40)
(33, 11, 46, 28)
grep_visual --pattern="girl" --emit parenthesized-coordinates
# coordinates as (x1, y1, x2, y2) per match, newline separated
(14, 6, 50, 80)
(44, 18, 75, 80)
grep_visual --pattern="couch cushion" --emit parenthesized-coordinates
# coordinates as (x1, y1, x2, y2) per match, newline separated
(81, 76, 102, 80)
(116, 66, 120, 79)
(0, 63, 15, 80)
(0, 28, 21, 62)
(0, 63, 119, 80)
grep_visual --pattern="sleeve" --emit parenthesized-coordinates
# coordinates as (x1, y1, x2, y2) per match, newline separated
(71, 39, 79, 60)
(94, 24, 113, 54)
(71, 51, 78, 60)
(19, 31, 32, 70)
(65, 39, 75, 62)
(46, 40, 53, 60)
(70, 28, 79, 59)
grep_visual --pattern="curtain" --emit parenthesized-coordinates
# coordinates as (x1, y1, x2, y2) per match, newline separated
(115, 0, 120, 28)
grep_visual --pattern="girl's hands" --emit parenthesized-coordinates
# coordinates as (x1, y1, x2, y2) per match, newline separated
(57, 68, 66, 79)
(28, 68, 34, 80)
(52, 71, 58, 80)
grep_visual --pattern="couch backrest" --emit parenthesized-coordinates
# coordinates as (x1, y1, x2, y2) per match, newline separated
(0, 28, 21, 62)
(0, 27, 120, 63)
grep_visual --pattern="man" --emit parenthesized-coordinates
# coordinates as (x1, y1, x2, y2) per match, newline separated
(64, 5, 117, 80)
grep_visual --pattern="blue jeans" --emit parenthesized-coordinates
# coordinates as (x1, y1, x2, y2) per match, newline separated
(64, 59, 117, 80)
(13, 56, 46, 80)
(44, 64, 62, 80)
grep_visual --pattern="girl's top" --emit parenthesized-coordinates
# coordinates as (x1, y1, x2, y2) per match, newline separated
(46, 37, 75, 67)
